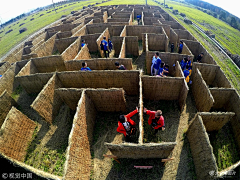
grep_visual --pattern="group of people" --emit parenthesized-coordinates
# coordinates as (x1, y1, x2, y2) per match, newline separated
(180, 56, 192, 83)
(151, 52, 169, 77)
(81, 36, 113, 58)
(117, 107, 165, 142)
(80, 61, 126, 71)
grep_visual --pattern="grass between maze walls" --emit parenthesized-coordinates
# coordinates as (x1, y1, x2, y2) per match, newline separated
(0, 0, 103, 59)
(208, 122, 240, 171)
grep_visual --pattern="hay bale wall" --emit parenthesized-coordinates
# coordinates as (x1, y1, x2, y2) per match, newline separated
(0, 90, 16, 127)
(138, 71, 144, 144)
(16, 73, 53, 94)
(108, 18, 130, 23)
(174, 29, 196, 41)
(72, 24, 88, 37)
(187, 115, 218, 179)
(45, 23, 80, 33)
(31, 74, 63, 124)
(32, 33, 57, 57)
(86, 23, 110, 34)
(0, 107, 36, 162)
(193, 63, 232, 88)
(182, 40, 216, 65)
(146, 51, 194, 75)
(161, 21, 185, 30)
(65, 58, 133, 71)
(111, 25, 125, 36)
(80, 33, 101, 53)
(120, 25, 127, 37)
(111, 36, 124, 56)
(105, 142, 176, 159)
(62, 37, 81, 61)
(192, 68, 214, 112)
(71, 23, 85, 35)
(74, 45, 91, 60)
(142, 76, 187, 108)
(55, 88, 83, 111)
(96, 28, 110, 58)
(179, 77, 189, 111)
(147, 33, 168, 52)
(119, 37, 126, 58)
(125, 36, 139, 57)
(56, 31, 72, 39)
(16, 60, 38, 77)
(21, 54, 38, 60)
(181, 41, 192, 55)
(175, 61, 184, 78)
(199, 112, 235, 132)
(32, 32, 47, 46)
(0, 62, 11, 75)
(56, 70, 139, 95)
(85, 88, 126, 112)
(63, 91, 96, 180)
(126, 26, 163, 40)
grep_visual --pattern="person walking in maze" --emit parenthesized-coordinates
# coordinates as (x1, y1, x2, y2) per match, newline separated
(151, 52, 161, 76)
(108, 38, 113, 52)
(100, 36, 109, 58)
(117, 107, 138, 142)
(144, 107, 165, 135)
(81, 62, 92, 71)
(81, 39, 87, 49)
(137, 14, 141, 25)
(196, 52, 204, 63)
(178, 40, 183, 54)
(171, 43, 174, 53)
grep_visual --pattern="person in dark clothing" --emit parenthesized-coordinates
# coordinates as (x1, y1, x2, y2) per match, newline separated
(115, 62, 126, 70)
(108, 38, 113, 52)
(178, 41, 183, 54)
(137, 14, 141, 25)
(196, 52, 204, 63)
(171, 43, 174, 52)
(100, 36, 109, 58)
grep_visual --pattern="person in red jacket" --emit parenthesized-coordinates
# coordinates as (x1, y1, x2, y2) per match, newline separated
(117, 107, 138, 142)
(144, 107, 165, 135)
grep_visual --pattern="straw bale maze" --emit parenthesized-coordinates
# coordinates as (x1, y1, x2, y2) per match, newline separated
(1, 4, 240, 180)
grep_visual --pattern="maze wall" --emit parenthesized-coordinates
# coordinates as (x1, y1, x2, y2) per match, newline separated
(0, 3, 239, 180)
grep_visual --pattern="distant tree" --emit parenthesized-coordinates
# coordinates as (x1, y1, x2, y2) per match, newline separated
(219, 11, 226, 20)
(230, 17, 238, 28)
(213, 12, 218, 18)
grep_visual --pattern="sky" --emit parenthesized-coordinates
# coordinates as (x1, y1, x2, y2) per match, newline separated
(0, 0, 240, 23)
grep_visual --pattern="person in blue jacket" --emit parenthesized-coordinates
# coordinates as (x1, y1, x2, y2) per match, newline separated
(178, 41, 183, 54)
(81, 62, 92, 71)
(137, 14, 141, 25)
(100, 37, 109, 58)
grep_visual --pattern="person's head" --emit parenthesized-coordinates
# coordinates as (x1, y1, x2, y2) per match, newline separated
(155, 110, 162, 118)
(103, 36, 106, 40)
(200, 52, 204, 57)
(184, 57, 188, 62)
(180, 40, 183, 44)
(186, 64, 189, 70)
(155, 52, 159, 57)
(160, 62, 165, 68)
(119, 115, 126, 123)
(108, 38, 111, 41)
(165, 64, 169, 69)
(115, 61, 120, 68)
(82, 62, 87, 68)
(82, 39, 85, 43)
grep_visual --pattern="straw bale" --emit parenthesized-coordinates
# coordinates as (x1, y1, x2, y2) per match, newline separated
(85, 88, 126, 112)
(72, 24, 87, 37)
(80, 33, 101, 53)
(199, 112, 235, 132)
(0, 62, 25, 95)
(15, 73, 53, 94)
(125, 36, 139, 56)
(174, 29, 196, 41)
(120, 25, 127, 37)
(0, 90, 16, 127)
(142, 76, 188, 110)
(209, 88, 234, 109)
(111, 36, 124, 56)
(161, 20, 185, 30)
(55, 88, 83, 110)
(96, 28, 110, 58)
(187, 114, 218, 179)
(55, 37, 78, 54)
(16, 60, 38, 77)
(32, 33, 57, 57)
(45, 23, 81, 33)
(105, 142, 176, 159)
(119, 37, 126, 58)
(126, 25, 163, 40)
(21, 53, 38, 60)
(56, 31, 72, 39)
(0, 62, 11, 75)
(86, 23, 110, 34)
(62, 37, 81, 61)
(63, 92, 96, 179)
(138, 71, 144, 144)
(32, 32, 47, 46)
(108, 18, 130, 23)
(146, 51, 194, 75)
(22, 45, 33, 55)
(182, 39, 216, 65)
(31, 73, 63, 124)
(74, 45, 91, 60)
(65, 58, 133, 71)
(56, 70, 140, 95)
(175, 61, 184, 77)
(71, 23, 84, 35)
(192, 68, 214, 112)
(147, 33, 168, 52)
(111, 25, 125, 36)
(0, 107, 36, 162)
(193, 63, 231, 88)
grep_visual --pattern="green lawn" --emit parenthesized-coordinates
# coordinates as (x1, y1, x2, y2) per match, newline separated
(0, 0, 102, 58)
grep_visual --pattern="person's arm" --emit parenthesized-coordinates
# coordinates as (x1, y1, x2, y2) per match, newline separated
(117, 124, 127, 136)
(125, 108, 138, 118)
(87, 67, 92, 71)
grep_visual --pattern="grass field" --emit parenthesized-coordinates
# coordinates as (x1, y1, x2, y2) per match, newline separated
(0, 0, 102, 58)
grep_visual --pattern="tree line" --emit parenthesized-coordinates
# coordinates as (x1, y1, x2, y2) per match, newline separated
(185, 0, 240, 30)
